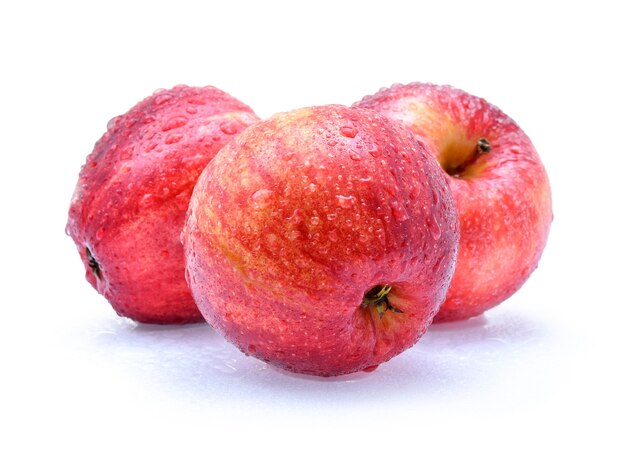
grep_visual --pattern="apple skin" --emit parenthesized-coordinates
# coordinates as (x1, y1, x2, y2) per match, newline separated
(355, 83, 552, 322)
(67, 85, 259, 324)
(182, 105, 460, 376)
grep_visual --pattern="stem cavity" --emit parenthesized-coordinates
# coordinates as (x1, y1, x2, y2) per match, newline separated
(361, 284, 403, 319)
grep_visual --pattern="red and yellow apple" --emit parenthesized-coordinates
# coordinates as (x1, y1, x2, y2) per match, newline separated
(67, 85, 259, 324)
(355, 83, 552, 322)
(182, 105, 460, 375)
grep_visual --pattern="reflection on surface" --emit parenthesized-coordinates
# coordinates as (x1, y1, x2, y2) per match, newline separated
(88, 306, 553, 406)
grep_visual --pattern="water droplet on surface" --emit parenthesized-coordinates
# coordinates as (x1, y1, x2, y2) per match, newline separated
(107, 116, 121, 131)
(248, 189, 274, 209)
(154, 93, 173, 106)
(186, 106, 198, 114)
(119, 147, 133, 160)
(160, 250, 170, 258)
(390, 201, 408, 222)
(427, 217, 441, 240)
(304, 183, 317, 195)
(219, 121, 238, 135)
(340, 126, 358, 138)
(310, 216, 321, 226)
(327, 139, 338, 147)
(162, 116, 188, 131)
(349, 152, 362, 161)
(363, 365, 379, 373)
(336, 195, 355, 209)
(95, 227, 105, 240)
(165, 133, 183, 144)
(287, 208, 305, 224)
(367, 143, 382, 158)
(326, 213, 337, 221)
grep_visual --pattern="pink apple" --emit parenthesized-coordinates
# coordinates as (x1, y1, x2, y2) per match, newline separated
(182, 105, 459, 375)
(355, 83, 552, 322)
(67, 85, 259, 324)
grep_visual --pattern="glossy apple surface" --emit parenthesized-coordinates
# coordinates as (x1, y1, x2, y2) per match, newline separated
(355, 83, 552, 322)
(183, 105, 459, 375)
(67, 85, 259, 323)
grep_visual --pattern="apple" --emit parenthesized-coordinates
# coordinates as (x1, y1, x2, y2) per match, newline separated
(67, 85, 259, 324)
(355, 83, 552, 322)
(182, 105, 460, 376)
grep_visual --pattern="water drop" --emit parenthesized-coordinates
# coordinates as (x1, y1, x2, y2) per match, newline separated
(349, 152, 362, 161)
(287, 208, 305, 224)
(154, 93, 173, 106)
(427, 217, 442, 240)
(220, 120, 238, 135)
(165, 133, 183, 145)
(248, 189, 274, 209)
(390, 201, 409, 222)
(340, 126, 358, 138)
(304, 183, 318, 195)
(310, 216, 321, 226)
(327, 139, 338, 147)
(326, 213, 337, 221)
(107, 116, 121, 131)
(186, 106, 198, 114)
(336, 195, 355, 209)
(119, 147, 133, 160)
(95, 227, 105, 240)
(367, 143, 382, 158)
(162, 116, 188, 131)
(160, 250, 170, 258)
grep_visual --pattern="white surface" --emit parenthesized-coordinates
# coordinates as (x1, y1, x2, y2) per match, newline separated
(1, 1, 625, 460)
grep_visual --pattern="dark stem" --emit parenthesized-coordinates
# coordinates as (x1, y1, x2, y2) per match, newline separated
(85, 247, 102, 280)
(447, 137, 491, 177)
(361, 284, 403, 319)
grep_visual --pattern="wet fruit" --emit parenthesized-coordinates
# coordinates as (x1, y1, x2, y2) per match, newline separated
(355, 83, 552, 322)
(182, 105, 459, 375)
(67, 85, 259, 323)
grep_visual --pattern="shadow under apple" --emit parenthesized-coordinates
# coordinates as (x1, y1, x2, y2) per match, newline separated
(90, 305, 553, 407)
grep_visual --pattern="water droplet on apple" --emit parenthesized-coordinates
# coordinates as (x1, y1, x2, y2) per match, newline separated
(340, 126, 358, 138)
(427, 216, 441, 240)
(326, 213, 337, 221)
(287, 208, 305, 224)
(248, 189, 274, 209)
(219, 120, 238, 135)
(390, 201, 408, 222)
(186, 106, 198, 114)
(304, 183, 317, 195)
(336, 195, 355, 209)
(160, 250, 170, 258)
(154, 93, 173, 106)
(162, 116, 188, 131)
(362, 365, 379, 373)
(349, 152, 362, 161)
(327, 139, 338, 147)
(310, 216, 321, 226)
(107, 116, 121, 131)
(165, 133, 183, 145)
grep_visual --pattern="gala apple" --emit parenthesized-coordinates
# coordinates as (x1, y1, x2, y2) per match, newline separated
(355, 83, 552, 322)
(67, 85, 259, 323)
(182, 105, 460, 375)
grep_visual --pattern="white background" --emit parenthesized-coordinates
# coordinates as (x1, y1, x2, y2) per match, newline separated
(1, 1, 624, 460)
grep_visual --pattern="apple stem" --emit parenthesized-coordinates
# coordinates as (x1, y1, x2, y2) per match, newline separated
(361, 284, 403, 319)
(85, 247, 102, 280)
(448, 138, 491, 178)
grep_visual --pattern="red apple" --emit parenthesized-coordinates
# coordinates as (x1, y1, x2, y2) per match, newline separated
(355, 83, 552, 322)
(67, 85, 259, 324)
(182, 105, 459, 375)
